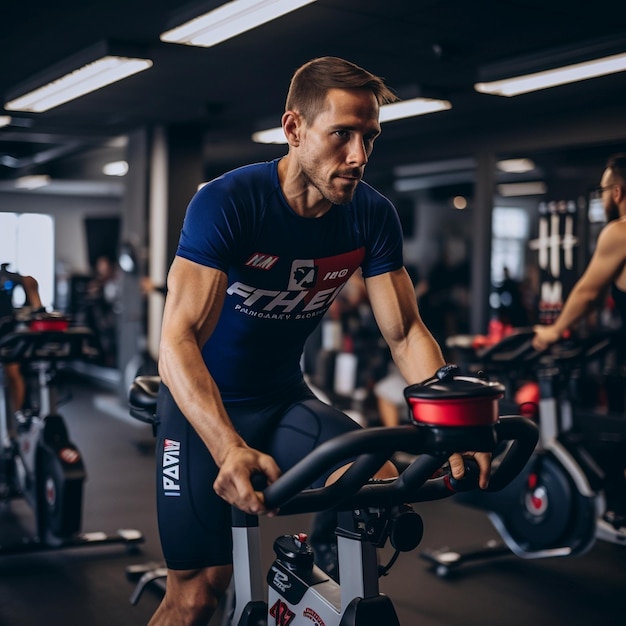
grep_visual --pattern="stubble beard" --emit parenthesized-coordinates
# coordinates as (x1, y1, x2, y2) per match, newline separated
(605, 201, 620, 223)
(302, 168, 357, 207)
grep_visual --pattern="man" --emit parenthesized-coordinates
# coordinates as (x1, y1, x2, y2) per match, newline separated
(532, 154, 626, 351)
(532, 153, 626, 526)
(0, 264, 43, 420)
(152, 57, 491, 626)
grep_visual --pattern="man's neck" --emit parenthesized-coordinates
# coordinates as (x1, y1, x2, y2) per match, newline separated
(277, 156, 332, 218)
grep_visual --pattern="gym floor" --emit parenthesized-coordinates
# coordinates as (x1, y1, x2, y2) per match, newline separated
(0, 376, 624, 626)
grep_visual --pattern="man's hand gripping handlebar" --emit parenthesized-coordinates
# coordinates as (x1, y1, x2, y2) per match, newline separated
(262, 417, 538, 515)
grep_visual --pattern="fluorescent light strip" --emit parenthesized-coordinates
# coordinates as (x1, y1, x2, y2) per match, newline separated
(497, 181, 547, 197)
(252, 127, 286, 144)
(496, 158, 535, 173)
(475, 52, 626, 97)
(103, 160, 129, 176)
(5, 56, 153, 113)
(252, 97, 452, 144)
(378, 97, 451, 122)
(161, 0, 317, 48)
(15, 175, 51, 190)
(0, 115, 11, 128)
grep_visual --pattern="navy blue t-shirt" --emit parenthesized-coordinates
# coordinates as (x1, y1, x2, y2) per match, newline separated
(176, 159, 403, 404)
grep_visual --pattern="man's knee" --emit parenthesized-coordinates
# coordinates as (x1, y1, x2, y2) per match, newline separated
(325, 459, 398, 486)
(165, 565, 232, 616)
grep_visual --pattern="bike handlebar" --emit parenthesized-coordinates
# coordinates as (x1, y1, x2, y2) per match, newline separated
(476, 328, 541, 366)
(477, 327, 618, 371)
(0, 325, 101, 363)
(127, 375, 538, 517)
(263, 416, 538, 515)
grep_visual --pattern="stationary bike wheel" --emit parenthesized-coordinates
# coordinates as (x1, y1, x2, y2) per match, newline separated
(35, 432, 85, 546)
(500, 454, 597, 554)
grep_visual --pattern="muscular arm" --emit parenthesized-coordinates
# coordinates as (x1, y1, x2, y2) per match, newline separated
(533, 220, 626, 350)
(365, 267, 445, 382)
(22, 276, 42, 309)
(366, 267, 490, 488)
(159, 256, 280, 514)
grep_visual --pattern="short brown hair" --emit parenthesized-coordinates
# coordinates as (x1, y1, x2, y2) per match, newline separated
(285, 56, 398, 124)
(607, 153, 626, 185)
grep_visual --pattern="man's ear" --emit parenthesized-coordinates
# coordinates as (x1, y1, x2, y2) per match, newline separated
(282, 110, 301, 147)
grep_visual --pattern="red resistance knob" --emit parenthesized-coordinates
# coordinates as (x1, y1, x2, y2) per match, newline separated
(404, 367, 505, 427)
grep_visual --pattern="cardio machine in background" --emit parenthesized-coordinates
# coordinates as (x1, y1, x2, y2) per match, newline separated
(423, 329, 626, 577)
(126, 367, 538, 625)
(0, 311, 143, 554)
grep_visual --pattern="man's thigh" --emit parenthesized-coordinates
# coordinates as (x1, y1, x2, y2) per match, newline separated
(155, 384, 232, 569)
(267, 397, 361, 488)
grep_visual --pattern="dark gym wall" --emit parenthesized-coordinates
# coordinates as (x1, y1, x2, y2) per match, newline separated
(165, 124, 205, 268)
(84, 217, 121, 268)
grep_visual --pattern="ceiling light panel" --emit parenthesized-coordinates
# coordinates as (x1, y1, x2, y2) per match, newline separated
(161, 0, 317, 48)
(476, 53, 626, 97)
(497, 181, 547, 196)
(475, 36, 626, 97)
(103, 160, 129, 176)
(251, 127, 286, 144)
(15, 175, 51, 189)
(496, 158, 535, 173)
(378, 97, 451, 122)
(5, 42, 153, 113)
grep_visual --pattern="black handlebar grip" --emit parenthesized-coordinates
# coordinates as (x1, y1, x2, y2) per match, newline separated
(447, 459, 481, 492)
(487, 416, 539, 492)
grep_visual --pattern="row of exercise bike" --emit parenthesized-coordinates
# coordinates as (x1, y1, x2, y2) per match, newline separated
(0, 311, 624, 625)
(0, 311, 143, 554)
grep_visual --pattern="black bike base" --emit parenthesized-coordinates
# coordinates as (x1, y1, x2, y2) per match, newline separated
(126, 561, 167, 605)
(421, 539, 512, 577)
(0, 528, 144, 557)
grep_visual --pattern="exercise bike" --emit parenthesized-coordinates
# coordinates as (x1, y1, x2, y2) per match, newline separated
(0, 311, 144, 554)
(422, 329, 626, 577)
(126, 366, 538, 625)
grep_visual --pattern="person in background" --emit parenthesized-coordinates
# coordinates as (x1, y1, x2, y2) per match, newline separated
(150, 56, 491, 626)
(532, 152, 626, 528)
(496, 266, 528, 328)
(532, 154, 626, 351)
(140, 276, 167, 297)
(85, 256, 120, 367)
(373, 364, 407, 426)
(0, 263, 43, 422)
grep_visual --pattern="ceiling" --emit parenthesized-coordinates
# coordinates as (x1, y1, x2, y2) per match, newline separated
(1, 0, 626, 197)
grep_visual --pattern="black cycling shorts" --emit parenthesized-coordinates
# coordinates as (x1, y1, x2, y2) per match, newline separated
(155, 381, 361, 570)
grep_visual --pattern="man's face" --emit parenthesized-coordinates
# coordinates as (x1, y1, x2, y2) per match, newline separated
(600, 168, 620, 222)
(296, 88, 381, 206)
